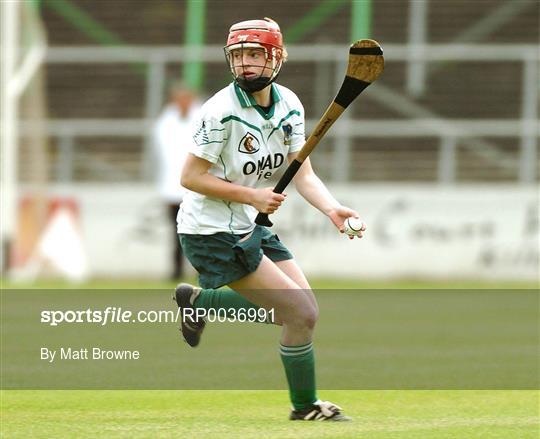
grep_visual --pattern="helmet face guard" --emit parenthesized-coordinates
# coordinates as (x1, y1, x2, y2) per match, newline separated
(224, 18, 285, 93)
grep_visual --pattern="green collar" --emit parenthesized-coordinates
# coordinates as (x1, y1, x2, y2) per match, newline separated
(233, 82, 282, 120)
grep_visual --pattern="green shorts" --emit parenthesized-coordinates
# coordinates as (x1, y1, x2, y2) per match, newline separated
(179, 225, 293, 289)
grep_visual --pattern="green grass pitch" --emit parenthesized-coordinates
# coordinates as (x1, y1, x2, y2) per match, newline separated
(1, 278, 538, 437)
(2, 390, 538, 438)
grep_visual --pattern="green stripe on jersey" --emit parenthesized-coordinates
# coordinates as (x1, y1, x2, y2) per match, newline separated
(219, 155, 234, 232)
(197, 140, 226, 145)
(273, 84, 282, 100)
(266, 110, 301, 141)
(220, 115, 263, 136)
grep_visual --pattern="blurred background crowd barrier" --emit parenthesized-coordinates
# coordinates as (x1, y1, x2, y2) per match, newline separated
(1, 0, 538, 281)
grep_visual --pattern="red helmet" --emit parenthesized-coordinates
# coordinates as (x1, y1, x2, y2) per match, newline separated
(224, 18, 286, 92)
(227, 18, 283, 52)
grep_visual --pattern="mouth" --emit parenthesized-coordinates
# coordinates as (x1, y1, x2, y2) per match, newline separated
(242, 71, 257, 79)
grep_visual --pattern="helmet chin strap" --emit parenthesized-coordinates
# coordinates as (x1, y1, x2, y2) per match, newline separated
(235, 73, 279, 93)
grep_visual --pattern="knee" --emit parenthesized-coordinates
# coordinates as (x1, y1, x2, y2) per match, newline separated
(295, 306, 318, 330)
(304, 310, 318, 330)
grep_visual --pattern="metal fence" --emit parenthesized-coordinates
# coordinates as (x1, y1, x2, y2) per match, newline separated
(20, 43, 539, 184)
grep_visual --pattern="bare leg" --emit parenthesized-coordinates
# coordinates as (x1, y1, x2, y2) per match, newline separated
(275, 259, 318, 317)
(229, 256, 317, 346)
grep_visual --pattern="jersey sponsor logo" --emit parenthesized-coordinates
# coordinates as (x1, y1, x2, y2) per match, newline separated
(238, 132, 260, 154)
(242, 153, 284, 180)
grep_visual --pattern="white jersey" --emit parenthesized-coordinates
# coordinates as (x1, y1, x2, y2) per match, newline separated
(177, 82, 305, 235)
(153, 104, 199, 203)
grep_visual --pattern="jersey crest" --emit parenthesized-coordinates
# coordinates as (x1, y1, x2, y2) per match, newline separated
(282, 123, 292, 145)
(238, 132, 260, 154)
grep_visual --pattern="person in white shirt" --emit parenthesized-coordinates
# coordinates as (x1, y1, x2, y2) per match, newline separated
(153, 81, 199, 279)
(174, 18, 365, 421)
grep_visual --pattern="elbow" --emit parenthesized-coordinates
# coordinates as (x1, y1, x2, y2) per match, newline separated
(180, 171, 195, 191)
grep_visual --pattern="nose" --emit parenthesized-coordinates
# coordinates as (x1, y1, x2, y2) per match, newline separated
(241, 53, 251, 65)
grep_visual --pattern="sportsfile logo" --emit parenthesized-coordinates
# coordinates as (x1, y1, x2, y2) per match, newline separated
(40, 307, 275, 326)
(40, 307, 180, 326)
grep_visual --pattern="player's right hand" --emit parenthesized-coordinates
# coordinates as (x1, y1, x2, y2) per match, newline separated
(250, 187, 286, 214)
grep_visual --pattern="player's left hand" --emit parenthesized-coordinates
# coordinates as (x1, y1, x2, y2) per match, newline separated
(327, 206, 366, 239)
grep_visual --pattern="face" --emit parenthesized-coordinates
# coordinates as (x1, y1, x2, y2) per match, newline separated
(230, 47, 274, 80)
(172, 90, 196, 116)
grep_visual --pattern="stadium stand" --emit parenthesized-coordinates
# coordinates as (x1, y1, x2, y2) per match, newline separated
(17, 0, 539, 183)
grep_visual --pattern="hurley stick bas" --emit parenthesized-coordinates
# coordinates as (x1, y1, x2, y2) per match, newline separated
(255, 39, 384, 227)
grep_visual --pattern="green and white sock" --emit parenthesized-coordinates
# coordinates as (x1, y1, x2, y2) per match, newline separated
(193, 288, 270, 323)
(280, 342, 317, 410)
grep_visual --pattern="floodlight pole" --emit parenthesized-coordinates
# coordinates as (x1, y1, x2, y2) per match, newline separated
(183, 0, 206, 91)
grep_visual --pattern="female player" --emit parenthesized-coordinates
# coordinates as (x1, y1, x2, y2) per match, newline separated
(175, 17, 365, 422)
